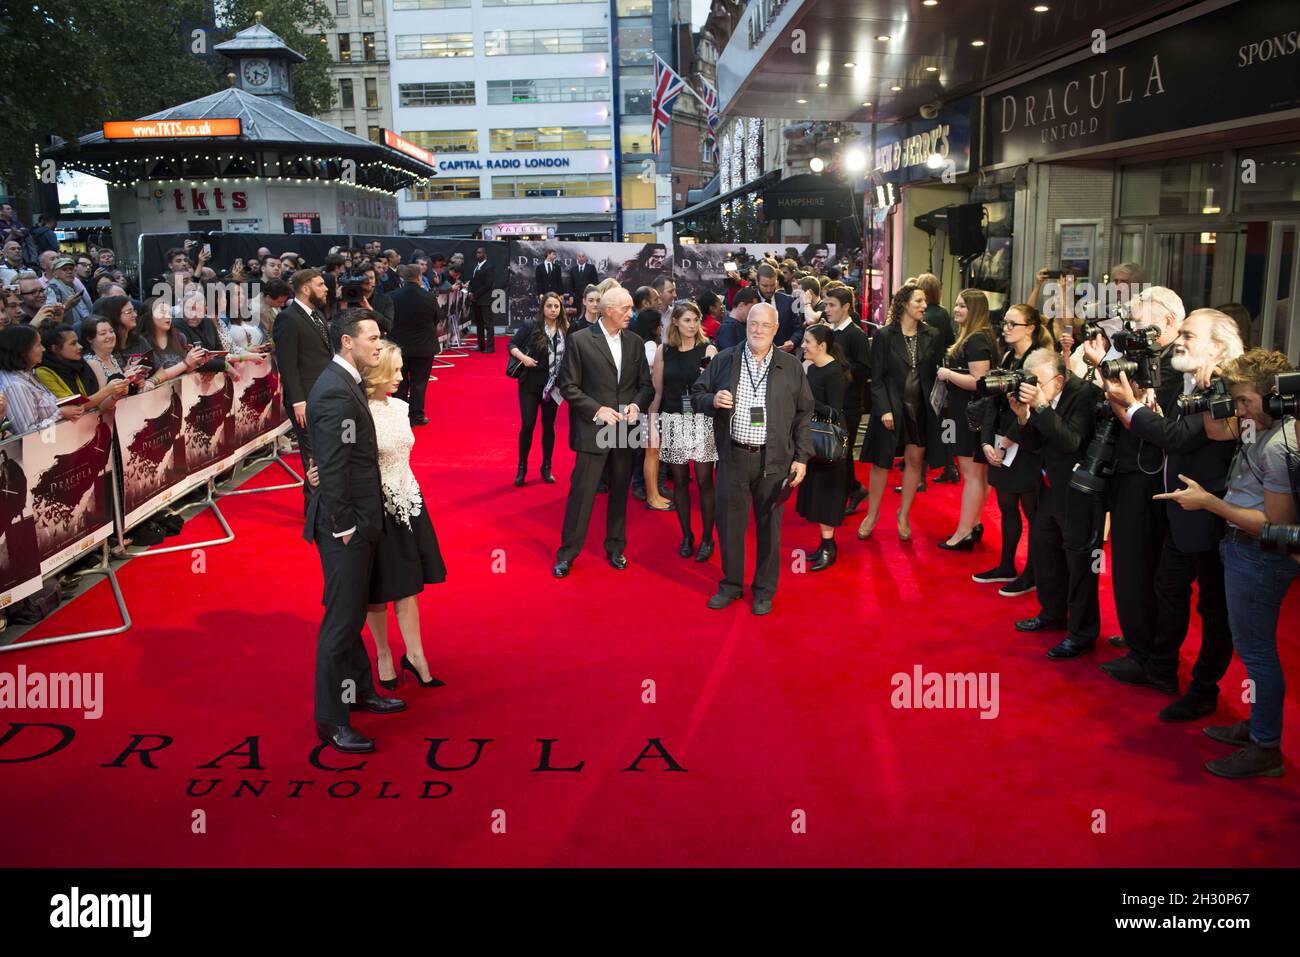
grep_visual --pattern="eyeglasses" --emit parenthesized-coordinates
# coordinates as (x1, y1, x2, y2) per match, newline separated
(1002, 320, 1029, 328)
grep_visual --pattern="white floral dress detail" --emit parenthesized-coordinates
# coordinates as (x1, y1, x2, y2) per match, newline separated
(368, 397, 424, 528)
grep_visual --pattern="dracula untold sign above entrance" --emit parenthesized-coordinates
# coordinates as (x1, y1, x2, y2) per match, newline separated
(985, 0, 1300, 166)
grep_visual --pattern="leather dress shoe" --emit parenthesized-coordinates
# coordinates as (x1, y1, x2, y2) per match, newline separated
(553, 559, 572, 578)
(411, 416, 429, 426)
(353, 693, 406, 714)
(1203, 720, 1251, 746)
(751, 596, 773, 616)
(694, 539, 714, 562)
(1159, 691, 1218, 722)
(707, 591, 737, 610)
(316, 723, 374, 753)
(1205, 743, 1283, 779)
(1046, 636, 1096, 659)
(1100, 654, 1178, 694)
(606, 551, 628, 570)
(1107, 634, 1128, 649)
(1014, 615, 1065, 633)
(632, 484, 648, 501)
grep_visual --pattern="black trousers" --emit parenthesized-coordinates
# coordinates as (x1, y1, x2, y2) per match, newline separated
(558, 447, 634, 563)
(312, 517, 378, 726)
(518, 387, 558, 467)
(1109, 469, 1167, 651)
(1144, 538, 1234, 694)
(716, 446, 788, 601)
(474, 301, 495, 351)
(289, 416, 312, 510)
(1031, 491, 1104, 642)
(842, 410, 864, 494)
(996, 484, 1039, 578)
(395, 354, 435, 421)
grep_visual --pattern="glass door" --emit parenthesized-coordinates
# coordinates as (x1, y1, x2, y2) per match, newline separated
(1150, 226, 1242, 312)
(1260, 221, 1299, 364)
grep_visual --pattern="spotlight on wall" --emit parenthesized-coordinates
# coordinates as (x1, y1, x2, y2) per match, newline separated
(809, 156, 826, 173)
(843, 148, 868, 173)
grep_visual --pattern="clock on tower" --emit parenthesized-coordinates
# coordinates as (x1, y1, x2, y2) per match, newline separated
(213, 14, 307, 111)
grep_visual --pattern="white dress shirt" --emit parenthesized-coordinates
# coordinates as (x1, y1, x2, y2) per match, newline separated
(599, 318, 623, 379)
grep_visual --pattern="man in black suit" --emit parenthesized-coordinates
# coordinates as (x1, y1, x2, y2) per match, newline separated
(535, 248, 564, 301)
(272, 268, 334, 490)
(467, 246, 496, 352)
(827, 299, 871, 512)
(691, 301, 814, 615)
(554, 286, 654, 577)
(305, 308, 405, 753)
(754, 262, 799, 352)
(1010, 349, 1104, 659)
(356, 264, 394, 330)
(568, 251, 598, 306)
(388, 264, 442, 426)
(1102, 307, 1242, 719)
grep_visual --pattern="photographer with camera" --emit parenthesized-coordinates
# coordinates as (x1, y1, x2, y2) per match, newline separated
(1078, 287, 1185, 660)
(1102, 309, 1243, 722)
(1154, 349, 1298, 778)
(1009, 349, 1105, 658)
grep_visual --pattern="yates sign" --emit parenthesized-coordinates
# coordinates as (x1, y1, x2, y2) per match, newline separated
(987, 0, 1300, 166)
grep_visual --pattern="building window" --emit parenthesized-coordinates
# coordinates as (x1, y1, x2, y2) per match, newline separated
(621, 173, 654, 208)
(484, 29, 607, 56)
(1120, 154, 1227, 217)
(484, 0, 603, 4)
(410, 177, 481, 201)
(620, 119, 652, 155)
(615, 0, 652, 12)
(344, 125, 357, 135)
(339, 78, 355, 110)
(619, 67, 652, 113)
(365, 77, 379, 109)
(393, 0, 470, 7)
(402, 129, 480, 153)
(490, 126, 612, 151)
(362, 33, 377, 61)
(395, 33, 475, 58)
(486, 77, 610, 104)
(617, 21, 653, 65)
(492, 174, 614, 198)
(1235, 141, 1300, 211)
(361, 0, 374, 14)
(368, 125, 381, 144)
(338, 33, 352, 62)
(399, 81, 477, 107)
(335, 0, 349, 14)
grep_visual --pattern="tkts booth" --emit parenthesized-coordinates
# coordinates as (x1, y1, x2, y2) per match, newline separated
(42, 19, 437, 260)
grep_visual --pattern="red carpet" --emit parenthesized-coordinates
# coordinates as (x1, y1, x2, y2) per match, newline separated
(3, 342, 1299, 867)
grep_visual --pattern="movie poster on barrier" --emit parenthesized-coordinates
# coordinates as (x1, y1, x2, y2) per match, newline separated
(180, 372, 236, 484)
(0, 437, 43, 608)
(673, 243, 836, 303)
(507, 241, 670, 330)
(22, 412, 115, 576)
(228, 358, 285, 457)
(116, 380, 187, 529)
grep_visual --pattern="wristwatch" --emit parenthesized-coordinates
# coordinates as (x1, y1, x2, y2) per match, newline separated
(1034, 402, 1051, 414)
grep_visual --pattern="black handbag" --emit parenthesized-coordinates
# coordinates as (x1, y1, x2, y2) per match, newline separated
(505, 353, 526, 378)
(809, 410, 847, 464)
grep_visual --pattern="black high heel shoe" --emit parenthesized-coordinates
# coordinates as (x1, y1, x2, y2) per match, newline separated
(401, 654, 446, 688)
(514, 465, 526, 487)
(937, 533, 975, 551)
(540, 462, 555, 484)
(678, 534, 695, 558)
(377, 664, 398, 691)
(972, 523, 984, 543)
(694, 538, 714, 562)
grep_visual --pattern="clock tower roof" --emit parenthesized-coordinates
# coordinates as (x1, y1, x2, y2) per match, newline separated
(213, 21, 307, 64)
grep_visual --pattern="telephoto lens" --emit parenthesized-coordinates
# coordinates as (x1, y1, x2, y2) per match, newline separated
(1259, 523, 1300, 555)
(976, 369, 1034, 397)
(1069, 403, 1119, 496)
(1177, 379, 1235, 419)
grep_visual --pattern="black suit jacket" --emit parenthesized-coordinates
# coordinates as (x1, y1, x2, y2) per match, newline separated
(1017, 373, 1101, 516)
(833, 321, 870, 417)
(691, 344, 814, 476)
(388, 282, 443, 358)
(862, 322, 944, 467)
(369, 289, 394, 332)
(467, 260, 495, 300)
(272, 300, 333, 410)
(758, 291, 798, 349)
(569, 262, 598, 298)
(303, 361, 384, 544)
(1128, 393, 1236, 553)
(535, 260, 565, 298)
(558, 323, 654, 453)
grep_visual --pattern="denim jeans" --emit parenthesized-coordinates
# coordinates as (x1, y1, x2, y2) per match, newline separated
(1220, 535, 1300, 747)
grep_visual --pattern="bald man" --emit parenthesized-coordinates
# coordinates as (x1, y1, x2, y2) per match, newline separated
(554, 287, 655, 577)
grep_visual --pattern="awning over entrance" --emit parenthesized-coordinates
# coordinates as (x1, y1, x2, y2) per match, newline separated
(655, 169, 780, 227)
(761, 173, 853, 221)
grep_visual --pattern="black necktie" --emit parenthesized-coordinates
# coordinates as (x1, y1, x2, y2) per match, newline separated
(309, 308, 328, 346)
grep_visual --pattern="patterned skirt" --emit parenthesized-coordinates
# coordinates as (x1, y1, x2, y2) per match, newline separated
(658, 412, 719, 464)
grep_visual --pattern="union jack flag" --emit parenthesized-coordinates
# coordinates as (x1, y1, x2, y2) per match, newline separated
(699, 76, 720, 162)
(650, 55, 686, 155)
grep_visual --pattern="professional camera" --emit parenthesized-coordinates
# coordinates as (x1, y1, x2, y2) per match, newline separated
(975, 368, 1035, 398)
(1177, 377, 1234, 420)
(1071, 318, 1106, 343)
(1069, 401, 1119, 496)
(1264, 370, 1300, 418)
(338, 276, 369, 307)
(1259, 523, 1300, 555)
(1099, 322, 1164, 390)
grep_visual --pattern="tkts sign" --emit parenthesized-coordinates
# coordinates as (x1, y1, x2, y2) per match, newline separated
(986, 0, 1300, 166)
(168, 187, 249, 212)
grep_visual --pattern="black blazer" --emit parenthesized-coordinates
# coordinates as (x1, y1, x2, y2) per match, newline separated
(388, 282, 443, 358)
(303, 361, 384, 544)
(1017, 373, 1101, 516)
(832, 320, 870, 417)
(1128, 396, 1236, 553)
(690, 344, 814, 476)
(467, 259, 495, 300)
(369, 289, 394, 332)
(272, 299, 333, 410)
(535, 260, 565, 298)
(569, 262, 598, 298)
(979, 349, 1042, 492)
(510, 319, 565, 393)
(558, 323, 655, 453)
(759, 291, 798, 349)
(860, 321, 943, 466)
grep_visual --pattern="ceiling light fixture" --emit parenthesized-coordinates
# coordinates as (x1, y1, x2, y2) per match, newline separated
(862, 101, 872, 106)
(890, 85, 902, 91)
(1033, 4, 1049, 11)
(923, 0, 938, 5)
(876, 35, 891, 42)
(844, 61, 856, 68)
(818, 82, 828, 88)
(971, 39, 985, 47)
(796, 98, 808, 104)
(925, 66, 938, 72)
(809, 156, 825, 173)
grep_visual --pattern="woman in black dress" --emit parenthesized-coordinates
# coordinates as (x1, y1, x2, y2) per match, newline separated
(935, 289, 999, 549)
(795, 324, 849, 570)
(973, 303, 1054, 594)
(652, 301, 718, 560)
(857, 283, 944, 542)
(508, 291, 567, 486)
